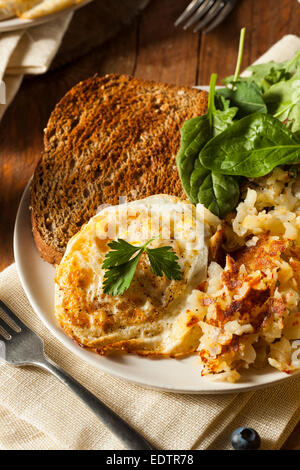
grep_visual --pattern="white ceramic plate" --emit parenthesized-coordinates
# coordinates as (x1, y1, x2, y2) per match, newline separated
(14, 181, 300, 393)
(0, 0, 93, 32)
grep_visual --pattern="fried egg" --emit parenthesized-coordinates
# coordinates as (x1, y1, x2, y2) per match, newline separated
(55, 195, 219, 356)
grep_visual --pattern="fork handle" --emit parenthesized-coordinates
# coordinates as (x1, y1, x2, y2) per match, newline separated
(38, 356, 155, 450)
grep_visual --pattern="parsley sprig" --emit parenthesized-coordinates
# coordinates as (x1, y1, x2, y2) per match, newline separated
(102, 238, 182, 296)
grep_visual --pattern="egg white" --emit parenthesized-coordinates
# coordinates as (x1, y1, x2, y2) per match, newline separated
(55, 195, 219, 356)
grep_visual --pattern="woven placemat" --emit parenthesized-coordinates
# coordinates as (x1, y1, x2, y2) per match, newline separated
(51, 0, 150, 70)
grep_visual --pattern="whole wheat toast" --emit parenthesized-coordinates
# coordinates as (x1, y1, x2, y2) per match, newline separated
(30, 74, 207, 264)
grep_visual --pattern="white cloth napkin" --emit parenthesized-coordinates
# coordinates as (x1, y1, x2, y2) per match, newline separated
(0, 12, 73, 120)
(0, 35, 300, 450)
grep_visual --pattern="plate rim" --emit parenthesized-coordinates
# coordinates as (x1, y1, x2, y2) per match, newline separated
(0, 0, 93, 32)
(13, 181, 300, 395)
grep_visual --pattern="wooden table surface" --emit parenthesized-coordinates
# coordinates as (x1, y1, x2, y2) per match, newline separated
(0, 0, 299, 449)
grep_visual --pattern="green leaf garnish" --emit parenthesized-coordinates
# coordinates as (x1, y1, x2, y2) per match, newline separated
(102, 239, 182, 296)
(102, 238, 141, 268)
(145, 245, 182, 280)
(103, 255, 143, 296)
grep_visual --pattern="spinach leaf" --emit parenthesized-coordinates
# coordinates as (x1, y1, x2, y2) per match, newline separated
(176, 73, 239, 216)
(176, 115, 210, 201)
(212, 105, 239, 134)
(293, 129, 300, 143)
(216, 81, 267, 118)
(177, 33, 300, 218)
(222, 74, 240, 85)
(264, 67, 291, 85)
(222, 66, 292, 92)
(246, 51, 300, 92)
(225, 60, 292, 93)
(176, 73, 237, 204)
(263, 74, 300, 132)
(214, 94, 231, 111)
(189, 105, 238, 205)
(199, 112, 300, 177)
(195, 172, 240, 218)
(216, 28, 267, 118)
(246, 62, 287, 92)
(189, 158, 210, 204)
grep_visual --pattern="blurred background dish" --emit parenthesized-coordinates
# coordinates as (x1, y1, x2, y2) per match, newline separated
(0, 0, 93, 32)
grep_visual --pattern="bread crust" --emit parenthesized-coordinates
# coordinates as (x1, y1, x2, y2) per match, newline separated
(31, 74, 208, 265)
(31, 204, 63, 265)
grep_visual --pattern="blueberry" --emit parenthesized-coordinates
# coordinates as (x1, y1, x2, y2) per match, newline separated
(231, 427, 261, 450)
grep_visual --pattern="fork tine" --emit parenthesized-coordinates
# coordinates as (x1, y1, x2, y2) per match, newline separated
(0, 299, 28, 332)
(204, 0, 237, 33)
(193, 0, 225, 32)
(174, 0, 205, 27)
(0, 316, 13, 339)
(182, 0, 215, 30)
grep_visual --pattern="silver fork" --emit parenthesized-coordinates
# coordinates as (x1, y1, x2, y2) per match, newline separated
(175, 0, 238, 33)
(0, 299, 154, 450)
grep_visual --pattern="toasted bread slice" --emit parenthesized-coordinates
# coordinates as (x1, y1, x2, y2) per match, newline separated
(31, 74, 207, 265)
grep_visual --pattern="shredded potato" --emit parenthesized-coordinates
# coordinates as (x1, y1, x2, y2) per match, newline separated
(193, 167, 300, 380)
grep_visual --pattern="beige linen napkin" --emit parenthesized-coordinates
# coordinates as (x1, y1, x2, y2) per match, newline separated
(0, 35, 300, 450)
(0, 12, 73, 120)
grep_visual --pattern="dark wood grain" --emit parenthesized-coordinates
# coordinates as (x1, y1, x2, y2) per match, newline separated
(135, 0, 199, 85)
(52, 0, 147, 70)
(0, 0, 299, 449)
